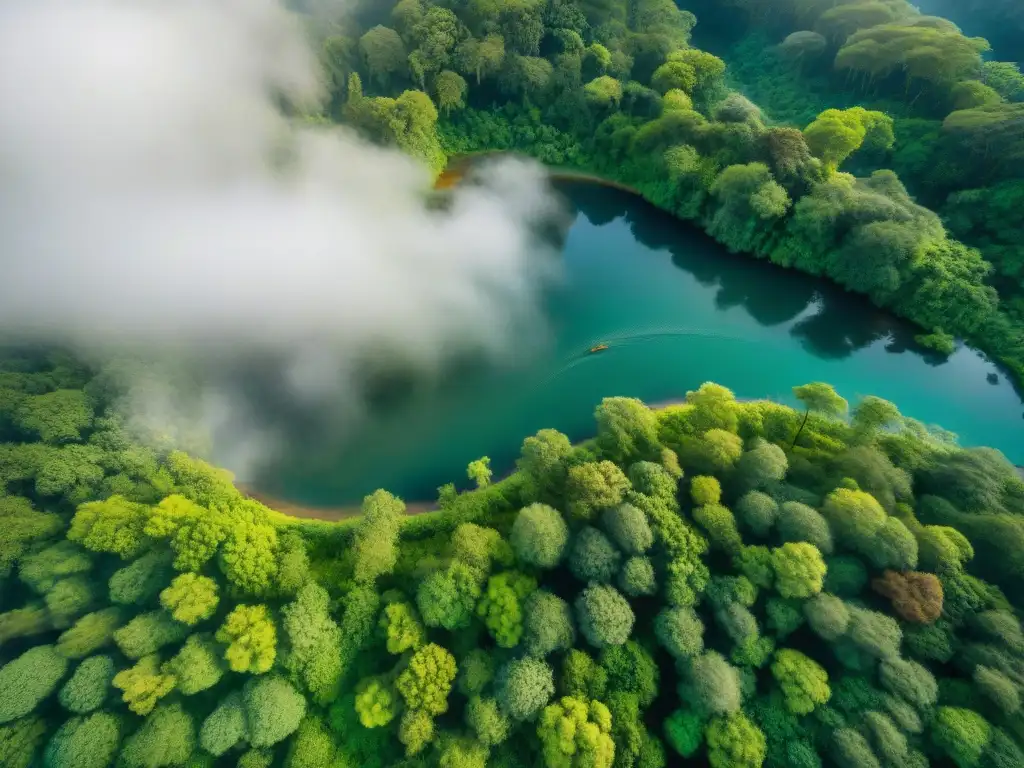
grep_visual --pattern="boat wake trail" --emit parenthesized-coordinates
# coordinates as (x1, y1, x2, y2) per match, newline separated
(541, 325, 751, 383)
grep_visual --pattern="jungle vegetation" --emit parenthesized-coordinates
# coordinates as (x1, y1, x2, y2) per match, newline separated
(309, 0, 1024, 383)
(3, 2, 1024, 768)
(2, 350, 1024, 768)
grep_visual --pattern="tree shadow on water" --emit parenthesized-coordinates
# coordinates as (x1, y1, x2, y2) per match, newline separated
(622, 197, 822, 328)
(559, 180, 631, 227)
(564, 182, 933, 361)
(884, 332, 954, 368)
(789, 302, 892, 360)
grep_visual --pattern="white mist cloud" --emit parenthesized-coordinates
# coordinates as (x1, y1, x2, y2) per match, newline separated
(0, 0, 562, 479)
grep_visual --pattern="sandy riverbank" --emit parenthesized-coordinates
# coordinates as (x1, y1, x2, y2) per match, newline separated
(241, 485, 437, 521)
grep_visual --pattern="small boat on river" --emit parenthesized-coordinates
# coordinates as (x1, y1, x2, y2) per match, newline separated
(589, 343, 610, 354)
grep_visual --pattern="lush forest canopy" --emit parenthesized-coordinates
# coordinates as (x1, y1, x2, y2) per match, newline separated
(4, 1, 1024, 768)
(306, 0, 1024, 383)
(3, 351, 1024, 768)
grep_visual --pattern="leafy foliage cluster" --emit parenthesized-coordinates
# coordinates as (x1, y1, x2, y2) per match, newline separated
(687, 0, 1024, 369)
(2, 350, 1023, 768)
(312, 0, 1024, 385)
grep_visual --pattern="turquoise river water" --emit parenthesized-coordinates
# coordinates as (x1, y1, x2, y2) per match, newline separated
(253, 180, 1023, 507)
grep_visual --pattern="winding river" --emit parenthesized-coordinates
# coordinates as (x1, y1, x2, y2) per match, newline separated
(250, 180, 1023, 509)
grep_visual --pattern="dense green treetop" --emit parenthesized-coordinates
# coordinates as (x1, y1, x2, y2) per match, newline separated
(0, 367, 1022, 766)
(2, 0, 1024, 758)
(336, 0, 1024, 383)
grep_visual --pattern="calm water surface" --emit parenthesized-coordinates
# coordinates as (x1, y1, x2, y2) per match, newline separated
(253, 181, 1023, 506)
